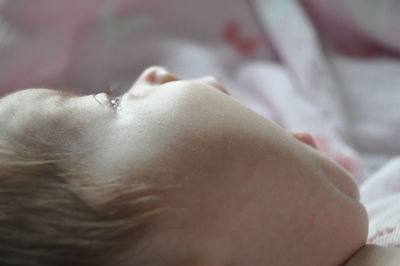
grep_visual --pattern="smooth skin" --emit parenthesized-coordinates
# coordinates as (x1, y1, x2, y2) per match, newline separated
(0, 66, 396, 265)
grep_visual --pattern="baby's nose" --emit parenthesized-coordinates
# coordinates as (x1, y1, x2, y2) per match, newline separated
(127, 66, 180, 96)
(138, 66, 179, 85)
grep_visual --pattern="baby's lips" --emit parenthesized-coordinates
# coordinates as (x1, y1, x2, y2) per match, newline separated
(291, 133, 317, 149)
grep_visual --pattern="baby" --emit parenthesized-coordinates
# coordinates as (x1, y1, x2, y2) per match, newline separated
(0, 66, 398, 266)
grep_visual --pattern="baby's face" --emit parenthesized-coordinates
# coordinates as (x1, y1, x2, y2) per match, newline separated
(0, 66, 368, 266)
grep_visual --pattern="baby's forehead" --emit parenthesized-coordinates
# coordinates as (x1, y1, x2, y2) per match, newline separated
(1, 88, 81, 106)
(1, 89, 55, 118)
(2, 88, 53, 102)
(1, 89, 52, 123)
(0, 89, 82, 142)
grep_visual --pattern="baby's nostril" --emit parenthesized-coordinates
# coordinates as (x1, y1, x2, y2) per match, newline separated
(156, 73, 179, 84)
(142, 66, 162, 83)
(155, 69, 179, 84)
(144, 66, 179, 84)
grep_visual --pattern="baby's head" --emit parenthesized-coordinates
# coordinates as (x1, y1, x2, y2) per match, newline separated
(0, 66, 368, 266)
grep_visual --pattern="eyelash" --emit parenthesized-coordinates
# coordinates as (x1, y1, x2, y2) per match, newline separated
(105, 85, 122, 109)
(105, 93, 121, 109)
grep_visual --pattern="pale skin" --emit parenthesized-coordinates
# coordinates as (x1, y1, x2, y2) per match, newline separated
(0, 66, 399, 265)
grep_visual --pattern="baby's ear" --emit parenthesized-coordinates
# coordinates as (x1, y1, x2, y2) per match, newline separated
(291, 133, 317, 149)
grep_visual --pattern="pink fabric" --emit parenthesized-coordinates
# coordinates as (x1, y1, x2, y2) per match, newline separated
(300, 0, 400, 56)
(1, 0, 400, 246)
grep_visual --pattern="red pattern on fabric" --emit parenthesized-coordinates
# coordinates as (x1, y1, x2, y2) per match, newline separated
(368, 227, 396, 243)
(334, 42, 387, 58)
(223, 19, 263, 56)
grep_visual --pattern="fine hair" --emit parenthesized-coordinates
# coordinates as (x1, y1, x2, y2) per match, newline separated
(0, 122, 167, 266)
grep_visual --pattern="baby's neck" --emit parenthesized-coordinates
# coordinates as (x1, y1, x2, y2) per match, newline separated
(344, 244, 400, 266)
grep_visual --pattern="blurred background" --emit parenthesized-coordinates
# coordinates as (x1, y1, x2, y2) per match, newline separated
(0, 0, 274, 95)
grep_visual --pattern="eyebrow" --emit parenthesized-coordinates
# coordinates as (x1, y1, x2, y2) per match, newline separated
(50, 88, 84, 98)
(52, 88, 115, 110)
(50, 89, 111, 110)
(0, 88, 83, 104)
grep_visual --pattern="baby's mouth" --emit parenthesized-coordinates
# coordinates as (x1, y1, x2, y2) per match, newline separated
(291, 133, 317, 149)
